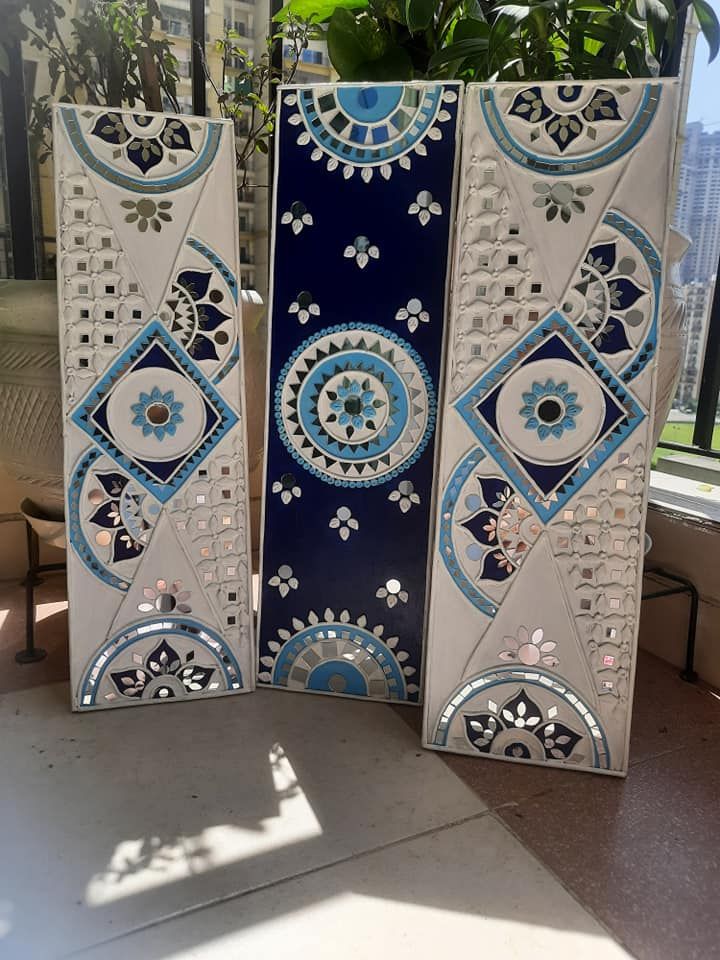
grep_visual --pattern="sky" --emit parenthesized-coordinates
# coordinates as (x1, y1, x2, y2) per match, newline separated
(687, 33, 720, 126)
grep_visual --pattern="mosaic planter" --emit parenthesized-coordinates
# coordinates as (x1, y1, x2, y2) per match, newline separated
(423, 80, 678, 774)
(257, 82, 462, 703)
(53, 105, 254, 710)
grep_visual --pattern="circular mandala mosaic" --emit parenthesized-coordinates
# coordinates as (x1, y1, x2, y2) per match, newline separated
(79, 618, 243, 708)
(258, 608, 419, 701)
(285, 85, 457, 180)
(59, 107, 221, 194)
(432, 668, 610, 769)
(495, 357, 606, 465)
(275, 324, 435, 486)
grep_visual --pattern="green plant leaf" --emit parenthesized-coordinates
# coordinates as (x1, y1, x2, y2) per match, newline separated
(327, 7, 406, 77)
(371, 0, 408, 25)
(274, 0, 367, 23)
(636, 0, 675, 59)
(566, 0, 616, 9)
(693, 0, 720, 61)
(405, 0, 436, 32)
(428, 36, 489, 68)
(452, 17, 491, 41)
(327, 8, 372, 74)
(492, 3, 532, 22)
(352, 44, 414, 77)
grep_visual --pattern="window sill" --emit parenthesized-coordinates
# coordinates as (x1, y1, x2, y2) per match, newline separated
(649, 469, 720, 525)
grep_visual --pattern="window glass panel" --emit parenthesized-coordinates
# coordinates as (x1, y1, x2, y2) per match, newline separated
(654, 29, 720, 474)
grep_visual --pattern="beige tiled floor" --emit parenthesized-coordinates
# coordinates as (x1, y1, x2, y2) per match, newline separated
(1, 571, 718, 959)
(398, 654, 720, 960)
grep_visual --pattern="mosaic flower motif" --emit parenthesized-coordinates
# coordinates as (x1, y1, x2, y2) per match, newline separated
(137, 578, 192, 615)
(131, 386, 184, 440)
(120, 197, 173, 233)
(464, 688, 583, 761)
(376, 578, 408, 608)
(281, 200, 313, 234)
(498, 626, 559, 668)
(164, 269, 233, 363)
(395, 298, 430, 334)
(344, 235, 379, 269)
(575, 241, 648, 356)
(328, 377, 379, 433)
(408, 190, 441, 226)
(460, 476, 539, 582)
(545, 113, 583, 149)
(520, 379, 582, 440)
(268, 564, 299, 598)
(388, 480, 421, 513)
(288, 291, 320, 324)
(329, 505, 359, 541)
(87, 471, 151, 563)
(581, 88, 625, 122)
(110, 639, 215, 700)
(272, 472, 302, 504)
(508, 85, 624, 154)
(90, 113, 194, 174)
(532, 182, 593, 223)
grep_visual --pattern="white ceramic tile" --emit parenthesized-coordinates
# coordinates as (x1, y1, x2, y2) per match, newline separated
(0, 683, 484, 956)
(78, 817, 631, 960)
(52, 105, 254, 710)
(423, 81, 678, 774)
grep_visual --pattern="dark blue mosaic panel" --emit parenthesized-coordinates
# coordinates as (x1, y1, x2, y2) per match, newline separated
(258, 83, 462, 703)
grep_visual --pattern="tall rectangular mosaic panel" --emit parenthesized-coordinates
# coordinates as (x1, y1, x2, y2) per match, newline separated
(258, 83, 461, 702)
(54, 105, 254, 710)
(423, 81, 677, 772)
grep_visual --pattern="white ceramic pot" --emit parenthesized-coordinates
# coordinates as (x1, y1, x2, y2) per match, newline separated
(652, 227, 691, 449)
(0, 280, 64, 511)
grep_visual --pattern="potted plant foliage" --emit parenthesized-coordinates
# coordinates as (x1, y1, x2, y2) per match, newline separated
(276, 0, 718, 83)
(268, 0, 717, 435)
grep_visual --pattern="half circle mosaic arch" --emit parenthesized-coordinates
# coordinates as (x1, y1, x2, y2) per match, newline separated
(286, 83, 457, 180)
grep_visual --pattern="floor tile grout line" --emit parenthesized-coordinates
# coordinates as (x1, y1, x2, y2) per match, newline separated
(628, 742, 710, 768)
(65, 807, 494, 957)
(488, 809, 639, 959)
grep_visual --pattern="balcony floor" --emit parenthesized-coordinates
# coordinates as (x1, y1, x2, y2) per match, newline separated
(1, 571, 718, 960)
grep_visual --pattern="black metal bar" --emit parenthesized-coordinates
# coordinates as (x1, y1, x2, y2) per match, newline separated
(268, 0, 283, 255)
(190, 0, 207, 117)
(692, 266, 720, 450)
(642, 586, 691, 600)
(16, 522, 47, 664)
(0, 38, 37, 279)
(270, 0, 283, 75)
(643, 568, 699, 682)
(655, 439, 720, 460)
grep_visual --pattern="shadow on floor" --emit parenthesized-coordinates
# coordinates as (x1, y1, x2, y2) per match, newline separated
(1, 573, 719, 960)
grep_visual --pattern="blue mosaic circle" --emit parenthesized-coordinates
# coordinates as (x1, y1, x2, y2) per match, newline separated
(78, 617, 243, 708)
(271, 620, 407, 700)
(294, 84, 445, 167)
(276, 324, 435, 486)
(298, 350, 409, 463)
